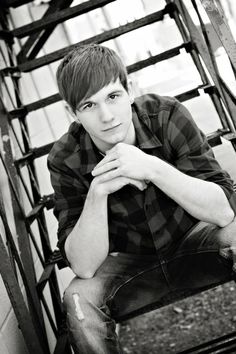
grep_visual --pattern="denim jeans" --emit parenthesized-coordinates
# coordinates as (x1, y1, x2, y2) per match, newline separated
(63, 218, 236, 353)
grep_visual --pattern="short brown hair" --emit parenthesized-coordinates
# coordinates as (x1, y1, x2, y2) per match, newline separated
(56, 44, 128, 113)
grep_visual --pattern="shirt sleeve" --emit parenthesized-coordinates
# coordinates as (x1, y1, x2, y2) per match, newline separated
(47, 159, 87, 260)
(167, 100, 236, 214)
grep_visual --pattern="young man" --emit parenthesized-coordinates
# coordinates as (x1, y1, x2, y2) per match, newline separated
(48, 43, 236, 353)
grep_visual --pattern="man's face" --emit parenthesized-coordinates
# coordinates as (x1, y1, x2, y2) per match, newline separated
(75, 79, 135, 152)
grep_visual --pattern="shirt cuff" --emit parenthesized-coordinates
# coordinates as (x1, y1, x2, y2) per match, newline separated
(57, 224, 75, 266)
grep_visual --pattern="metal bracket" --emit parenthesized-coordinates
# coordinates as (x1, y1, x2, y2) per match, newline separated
(0, 29, 14, 44)
(0, 66, 21, 77)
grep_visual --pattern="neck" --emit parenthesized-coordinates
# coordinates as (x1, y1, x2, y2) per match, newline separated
(125, 121, 136, 146)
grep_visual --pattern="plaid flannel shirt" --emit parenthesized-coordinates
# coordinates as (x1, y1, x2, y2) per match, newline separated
(48, 94, 236, 259)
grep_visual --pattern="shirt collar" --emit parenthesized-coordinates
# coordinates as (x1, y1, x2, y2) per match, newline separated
(132, 102, 162, 150)
(79, 130, 102, 175)
(64, 123, 101, 177)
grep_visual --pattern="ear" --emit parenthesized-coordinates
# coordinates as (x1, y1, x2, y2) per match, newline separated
(65, 102, 80, 122)
(127, 79, 134, 104)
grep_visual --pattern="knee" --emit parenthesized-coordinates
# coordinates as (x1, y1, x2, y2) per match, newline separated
(216, 216, 236, 247)
(63, 278, 95, 325)
(64, 278, 91, 305)
(214, 217, 236, 264)
(63, 276, 104, 312)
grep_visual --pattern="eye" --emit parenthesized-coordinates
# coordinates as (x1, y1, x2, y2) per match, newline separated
(109, 93, 118, 100)
(82, 102, 94, 111)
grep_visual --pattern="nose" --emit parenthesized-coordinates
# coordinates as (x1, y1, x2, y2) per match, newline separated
(99, 103, 114, 123)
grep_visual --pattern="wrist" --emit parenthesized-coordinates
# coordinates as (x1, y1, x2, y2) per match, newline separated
(90, 178, 109, 198)
(145, 155, 161, 182)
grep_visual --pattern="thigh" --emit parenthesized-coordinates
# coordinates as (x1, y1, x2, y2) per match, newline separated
(164, 218, 236, 290)
(109, 256, 171, 320)
(63, 253, 171, 321)
(63, 253, 161, 308)
(172, 217, 236, 254)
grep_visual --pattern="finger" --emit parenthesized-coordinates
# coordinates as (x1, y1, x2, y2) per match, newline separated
(105, 145, 117, 154)
(94, 152, 117, 169)
(139, 180, 148, 189)
(97, 168, 121, 182)
(92, 160, 119, 176)
(106, 142, 124, 154)
(124, 178, 147, 191)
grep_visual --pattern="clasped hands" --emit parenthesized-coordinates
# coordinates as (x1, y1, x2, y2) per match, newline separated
(91, 143, 152, 194)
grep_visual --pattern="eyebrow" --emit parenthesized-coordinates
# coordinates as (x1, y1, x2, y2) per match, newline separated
(77, 99, 94, 110)
(109, 90, 123, 95)
(77, 90, 123, 110)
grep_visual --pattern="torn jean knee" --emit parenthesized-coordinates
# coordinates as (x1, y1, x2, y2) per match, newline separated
(64, 288, 122, 354)
(62, 265, 129, 354)
(72, 293, 85, 321)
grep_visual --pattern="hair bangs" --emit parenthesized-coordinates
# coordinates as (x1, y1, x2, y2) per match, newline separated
(57, 44, 128, 113)
(74, 63, 118, 111)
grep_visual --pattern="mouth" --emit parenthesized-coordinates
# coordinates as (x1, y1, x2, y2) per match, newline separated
(103, 123, 121, 132)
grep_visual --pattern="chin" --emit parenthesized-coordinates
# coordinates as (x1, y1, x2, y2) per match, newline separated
(109, 133, 125, 144)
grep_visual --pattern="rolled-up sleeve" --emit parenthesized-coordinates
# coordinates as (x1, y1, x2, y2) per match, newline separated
(167, 101, 236, 214)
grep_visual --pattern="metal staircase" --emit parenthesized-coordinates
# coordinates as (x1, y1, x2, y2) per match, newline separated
(0, 0, 236, 353)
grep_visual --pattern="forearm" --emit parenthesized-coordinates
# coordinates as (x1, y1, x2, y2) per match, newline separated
(91, 142, 234, 226)
(147, 155, 234, 227)
(65, 182, 109, 278)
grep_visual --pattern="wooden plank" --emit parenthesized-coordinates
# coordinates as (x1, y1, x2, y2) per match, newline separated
(24, 93, 61, 111)
(8, 94, 61, 118)
(26, 193, 54, 224)
(0, 232, 45, 354)
(54, 332, 71, 354)
(200, 0, 236, 74)
(27, 203, 45, 224)
(37, 263, 55, 293)
(0, 91, 50, 349)
(0, 29, 14, 43)
(2, 0, 32, 8)
(0, 152, 47, 268)
(3, 12, 66, 332)
(188, 0, 235, 131)
(12, 0, 116, 38)
(175, 0, 236, 131)
(0, 194, 51, 352)
(219, 76, 236, 105)
(165, 0, 228, 132)
(175, 87, 200, 102)
(14, 142, 54, 167)
(128, 42, 192, 74)
(17, 0, 73, 62)
(18, 9, 168, 72)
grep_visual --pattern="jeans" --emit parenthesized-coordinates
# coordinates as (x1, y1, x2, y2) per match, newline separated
(63, 218, 236, 353)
